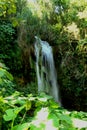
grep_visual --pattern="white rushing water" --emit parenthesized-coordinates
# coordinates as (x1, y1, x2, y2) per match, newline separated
(35, 36, 61, 104)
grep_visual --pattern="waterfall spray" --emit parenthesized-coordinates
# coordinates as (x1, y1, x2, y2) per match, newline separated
(35, 36, 61, 104)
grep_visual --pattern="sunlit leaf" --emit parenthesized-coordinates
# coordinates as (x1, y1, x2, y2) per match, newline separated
(5, 70, 13, 81)
(48, 113, 59, 127)
(25, 100, 32, 111)
(3, 106, 24, 121)
(12, 123, 30, 130)
(3, 109, 17, 121)
(58, 114, 72, 125)
(12, 18, 19, 27)
(49, 100, 59, 108)
(14, 106, 25, 115)
(37, 92, 52, 102)
(0, 68, 13, 80)
(30, 124, 42, 130)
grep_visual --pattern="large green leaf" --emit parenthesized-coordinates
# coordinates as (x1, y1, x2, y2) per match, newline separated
(30, 124, 44, 130)
(3, 109, 17, 121)
(12, 123, 30, 130)
(49, 100, 59, 108)
(58, 114, 72, 125)
(4, 70, 13, 81)
(0, 68, 13, 80)
(38, 92, 52, 100)
(48, 113, 59, 127)
(3, 106, 24, 121)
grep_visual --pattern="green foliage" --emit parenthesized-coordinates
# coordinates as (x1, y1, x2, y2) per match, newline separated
(0, 92, 87, 130)
(0, 21, 15, 47)
(0, 65, 86, 129)
(50, 0, 87, 111)
(12, 123, 30, 130)
(0, 68, 13, 81)
(0, 20, 22, 75)
(0, 0, 87, 113)
(0, 0, 16, 17)
(0, 65, 15, 97)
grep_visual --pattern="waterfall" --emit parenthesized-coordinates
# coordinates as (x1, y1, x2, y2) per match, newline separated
(35, 36, 61, 104)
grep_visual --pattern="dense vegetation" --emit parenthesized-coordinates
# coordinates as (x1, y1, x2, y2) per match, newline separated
(0, 67, 87, 129)
(0, 0, 87, 129)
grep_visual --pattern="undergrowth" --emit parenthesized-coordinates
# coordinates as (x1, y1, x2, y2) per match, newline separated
(0, 65, 87, 130)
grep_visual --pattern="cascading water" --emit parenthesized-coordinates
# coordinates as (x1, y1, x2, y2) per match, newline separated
(35, 36, 61, 104)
